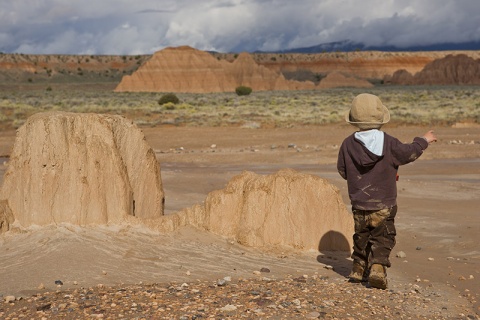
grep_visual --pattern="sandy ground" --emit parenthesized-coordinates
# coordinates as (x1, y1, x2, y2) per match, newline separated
(0, 124, 479, 317)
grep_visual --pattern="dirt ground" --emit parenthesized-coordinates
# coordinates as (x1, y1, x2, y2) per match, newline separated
(0, 123, 479, 318)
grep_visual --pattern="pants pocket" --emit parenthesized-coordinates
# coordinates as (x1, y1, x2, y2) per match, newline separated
(385, 221, 396, 236)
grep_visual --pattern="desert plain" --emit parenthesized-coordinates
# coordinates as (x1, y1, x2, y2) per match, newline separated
(0, 84, 479, 319)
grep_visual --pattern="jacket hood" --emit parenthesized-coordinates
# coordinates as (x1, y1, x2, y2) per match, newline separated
(348, 134, 384, 168)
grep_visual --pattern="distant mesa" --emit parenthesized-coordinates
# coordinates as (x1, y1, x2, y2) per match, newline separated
(385, 54, 480, 85)
(114, 46, 371, 93)
(0, 112, 353, 252)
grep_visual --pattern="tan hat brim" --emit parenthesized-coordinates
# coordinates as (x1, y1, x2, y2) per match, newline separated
(345, 105, 391, 128)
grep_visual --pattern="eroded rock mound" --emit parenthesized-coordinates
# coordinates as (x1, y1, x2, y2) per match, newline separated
(386, 54, 480, 85)
(114, 46, 315, 93)
(385, 69, 414, 85)
(1, 113, 352, 252)
(0, 112, 164, 227)
(170, 169, 353, 251)
(318, 72, 373, 88)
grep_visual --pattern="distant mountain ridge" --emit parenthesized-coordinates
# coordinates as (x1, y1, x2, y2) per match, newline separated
(257, 40, 480, 54)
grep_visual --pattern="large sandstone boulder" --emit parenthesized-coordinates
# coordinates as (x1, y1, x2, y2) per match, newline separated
(0, 112, 164, 227)
(174, 169, 353, 251)
(114, 46, 315, 93)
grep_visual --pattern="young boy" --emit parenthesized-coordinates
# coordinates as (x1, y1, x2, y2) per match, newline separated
(337, 93, 437, 289)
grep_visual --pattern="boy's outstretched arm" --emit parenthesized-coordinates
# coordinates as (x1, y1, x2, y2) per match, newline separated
(423, 130, 437, 143)
(391, 130, 434, 166)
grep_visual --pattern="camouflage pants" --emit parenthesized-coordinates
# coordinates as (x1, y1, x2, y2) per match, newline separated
(351, 205, 397, 268)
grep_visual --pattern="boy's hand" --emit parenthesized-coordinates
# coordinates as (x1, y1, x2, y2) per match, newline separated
(423, 130, 437, 143)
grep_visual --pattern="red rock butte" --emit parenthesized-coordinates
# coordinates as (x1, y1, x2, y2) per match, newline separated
(114, 46, 316, 93)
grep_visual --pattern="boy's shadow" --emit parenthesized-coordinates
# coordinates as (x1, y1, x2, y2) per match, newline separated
(316, 230, 352, 278)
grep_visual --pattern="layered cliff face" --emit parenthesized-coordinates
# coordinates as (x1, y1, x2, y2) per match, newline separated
(259, 54, 433, 80)
(218, 50, 480, 84)
(114, 46, 315, 93)
(3, 49, 478, 90)
(386, 54, 480, 85)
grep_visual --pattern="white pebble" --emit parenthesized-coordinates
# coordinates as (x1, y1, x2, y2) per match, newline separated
(220, 304, 237, 312)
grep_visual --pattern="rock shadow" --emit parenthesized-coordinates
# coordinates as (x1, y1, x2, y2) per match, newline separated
(317, 230, 352, 278)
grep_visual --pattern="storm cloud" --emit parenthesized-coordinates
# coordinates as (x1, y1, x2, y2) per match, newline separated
(1, 0, 479, 54)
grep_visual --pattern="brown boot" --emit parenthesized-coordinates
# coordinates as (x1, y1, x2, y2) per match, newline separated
(348, 261, 367, 283)
(369, 264, 388, 289)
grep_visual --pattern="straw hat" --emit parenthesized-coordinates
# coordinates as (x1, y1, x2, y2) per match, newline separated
(345, 93, 390, 130)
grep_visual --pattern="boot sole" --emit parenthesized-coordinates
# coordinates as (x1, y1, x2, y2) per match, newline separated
(348, 277, 363, 283)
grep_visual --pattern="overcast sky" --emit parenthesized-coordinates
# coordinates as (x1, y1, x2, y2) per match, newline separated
(1, 0, 479, 55)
